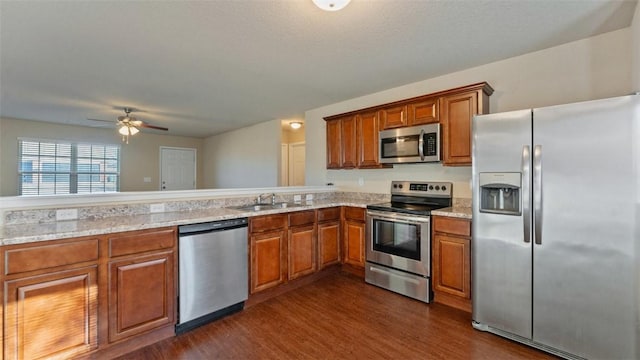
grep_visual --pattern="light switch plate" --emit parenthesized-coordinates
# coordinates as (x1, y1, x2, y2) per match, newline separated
(305, 194, 313, 201)
(293, 195, 302, 203)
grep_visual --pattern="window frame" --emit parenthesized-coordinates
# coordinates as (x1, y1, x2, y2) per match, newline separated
(18, 138, 121, 196)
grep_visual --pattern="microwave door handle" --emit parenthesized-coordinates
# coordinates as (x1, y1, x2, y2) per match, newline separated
(418, 129, 425, 161)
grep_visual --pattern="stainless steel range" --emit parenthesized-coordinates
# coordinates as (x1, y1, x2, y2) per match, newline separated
(365, 181, 452, 302)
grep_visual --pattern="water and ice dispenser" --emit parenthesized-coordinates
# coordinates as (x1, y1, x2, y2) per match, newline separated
(479, 173, 522, 215)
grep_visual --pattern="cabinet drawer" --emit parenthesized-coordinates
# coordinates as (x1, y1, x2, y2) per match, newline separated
(109, 228, 176, 258)
(5, 238, 99, 275)
(250, 214, 287, 233)
(317, 207, 341, 222)
(344, 207, 365, 222)
(289, 210, 315, 227)
(433, 217, 471, 237)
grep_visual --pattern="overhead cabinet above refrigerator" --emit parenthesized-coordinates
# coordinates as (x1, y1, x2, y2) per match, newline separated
(471, 95, 640, 359)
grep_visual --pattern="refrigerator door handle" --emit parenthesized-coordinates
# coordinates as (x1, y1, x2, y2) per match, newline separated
(418, 128, 425, 161)
(533, 145, 543, 245)
(522, 145, 531, 243)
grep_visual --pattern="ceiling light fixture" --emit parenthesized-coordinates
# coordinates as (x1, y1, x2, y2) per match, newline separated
(290, 121, 303, 129)
(312, 0, 351, 11)
(118, 124, 139, 144)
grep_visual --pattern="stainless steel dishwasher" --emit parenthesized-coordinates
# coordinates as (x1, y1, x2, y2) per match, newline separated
(176, 217, 248, 334)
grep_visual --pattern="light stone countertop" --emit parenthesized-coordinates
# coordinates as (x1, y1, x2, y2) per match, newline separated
(431, 206, 472, 220)
(0, 199, 380, 246)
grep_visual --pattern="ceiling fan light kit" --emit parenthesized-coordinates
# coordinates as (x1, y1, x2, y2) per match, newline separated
(312, 0, 351, 11)
(290, 121, 303, 129)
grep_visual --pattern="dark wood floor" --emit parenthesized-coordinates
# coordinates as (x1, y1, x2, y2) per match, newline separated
(118, 272, 556, 359)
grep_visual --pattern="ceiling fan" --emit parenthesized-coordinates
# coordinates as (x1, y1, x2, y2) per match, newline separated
(88, 107, 169, 143)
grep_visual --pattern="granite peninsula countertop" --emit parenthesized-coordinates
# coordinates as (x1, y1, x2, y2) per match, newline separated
(0, 199, 380, 246)
(431, 206, 472, 220)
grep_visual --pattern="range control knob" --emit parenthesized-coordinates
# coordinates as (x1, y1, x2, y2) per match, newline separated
(429, 185, 434, 190)
(398, 184, 403, 189)
(442, 185, 447, 191)
(393, 184, 397, 188)
(435, 185, 440, 190)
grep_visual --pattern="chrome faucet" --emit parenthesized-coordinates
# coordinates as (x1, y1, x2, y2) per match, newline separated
(256, 193, 276, 205)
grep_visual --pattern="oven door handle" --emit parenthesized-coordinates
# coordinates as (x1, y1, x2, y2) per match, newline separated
(366, 210, 431, 224)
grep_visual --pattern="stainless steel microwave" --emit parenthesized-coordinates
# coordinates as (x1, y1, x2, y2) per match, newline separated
(379, 123, 441, 164)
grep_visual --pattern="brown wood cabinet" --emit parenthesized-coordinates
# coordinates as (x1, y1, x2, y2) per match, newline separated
(356, 111, 382, 168)
(326, 118, 342, 169)
(2, 236, 101, 360)
(341, 116, 357, 168)
(5, 266, 98, 360)
(342, 207, 366, 268)
(432, 216, 472, 312)
(288, 210, 317, 280)
(106, 228, 176, 344)
(250, 214, 288, 294)
(324, 82, 493, 168)
(2, 228, 178, 359)
(380, 104, 408, 129)
(408, 97, 439, 125)
(440, 83, 492, 165)
(317, 207, 341, 269)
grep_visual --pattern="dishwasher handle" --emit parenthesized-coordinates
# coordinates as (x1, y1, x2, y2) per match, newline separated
(179, 218, 248, 236)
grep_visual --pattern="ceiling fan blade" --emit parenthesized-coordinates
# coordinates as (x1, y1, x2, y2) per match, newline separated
(130, 120, 143, 126)
(87, 118, 114, 123)
(139, 123, 169, 131)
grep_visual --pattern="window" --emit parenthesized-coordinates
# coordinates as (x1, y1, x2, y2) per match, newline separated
(18, 140, 120, 195)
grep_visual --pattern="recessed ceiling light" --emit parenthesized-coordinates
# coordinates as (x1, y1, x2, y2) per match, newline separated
(290, 122, 303, 129)
(312, 0, 351, 11)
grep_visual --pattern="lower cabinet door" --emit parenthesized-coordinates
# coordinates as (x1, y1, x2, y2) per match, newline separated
(251, 230, 286, 294)
(4, 266, 98, 360)
(317, 221, 341, 269)
(343, 220, 365, 268)
(288, 225, 316, 280)
(433, 234, 470, 298)
(109, 251, 175, 343)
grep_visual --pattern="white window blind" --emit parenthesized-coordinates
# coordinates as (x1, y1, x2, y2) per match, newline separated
(18, 140, 120, 195)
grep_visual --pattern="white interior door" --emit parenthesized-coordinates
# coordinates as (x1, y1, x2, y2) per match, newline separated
(280, 144, 289, 186)
(288, 142, 305, 186)
(160, 147, 196, 190)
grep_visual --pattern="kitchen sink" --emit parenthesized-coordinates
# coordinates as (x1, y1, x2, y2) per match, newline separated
(228, 202, 299, 212)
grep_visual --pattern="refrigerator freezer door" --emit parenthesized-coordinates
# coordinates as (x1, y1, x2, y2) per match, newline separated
(532, 96, 639, 359)
(472, 109, 533, 339)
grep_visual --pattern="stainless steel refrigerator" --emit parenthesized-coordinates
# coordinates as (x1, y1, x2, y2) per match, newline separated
(471, 94, 640, 359)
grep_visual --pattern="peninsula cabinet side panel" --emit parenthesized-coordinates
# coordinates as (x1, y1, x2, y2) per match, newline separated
(4, 266, 98, 360)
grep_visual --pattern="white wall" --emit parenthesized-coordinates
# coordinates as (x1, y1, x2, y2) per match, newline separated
(633, 2, 640, 92)
(203, 119, 281, 188)
(0, 117, 205, 196)
(305, 28, 633, 198)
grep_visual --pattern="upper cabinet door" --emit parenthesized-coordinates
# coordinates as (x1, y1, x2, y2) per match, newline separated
(380, 105, 408, 129)
(357, 111, 381, 168)
(440, 91, 478, 166)
(408, 97, 439, 125)
(341, 116, 357, 168)
(326, 118, 342, 169)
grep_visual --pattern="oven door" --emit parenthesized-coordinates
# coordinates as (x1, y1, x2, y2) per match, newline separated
(365, 210, 431, 276)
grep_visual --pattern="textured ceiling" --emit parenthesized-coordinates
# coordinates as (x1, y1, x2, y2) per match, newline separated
(0, 0, 636, 137)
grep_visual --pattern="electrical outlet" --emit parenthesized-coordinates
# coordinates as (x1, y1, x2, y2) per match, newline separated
(293, 195, 302, 203)
(150, 203, 165, 213)
(358, 177, 365, 186)
(143, 177, 152, 183)
(56, 208, 78, 221)
(305, 194, 314, 201)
